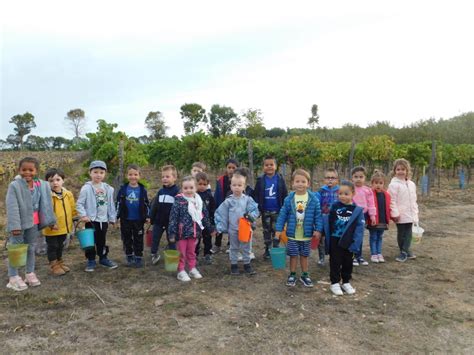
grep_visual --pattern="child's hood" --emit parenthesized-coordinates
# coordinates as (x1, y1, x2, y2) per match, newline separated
(321, 185, 339, 192)
(390, 176, 408, 184)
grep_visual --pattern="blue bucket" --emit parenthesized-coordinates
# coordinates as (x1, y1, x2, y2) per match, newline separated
(76, 228, 95, 249)
(270, 247, 286, 270)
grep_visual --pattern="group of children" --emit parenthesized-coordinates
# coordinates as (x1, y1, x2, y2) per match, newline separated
(4, 155, 419, 296)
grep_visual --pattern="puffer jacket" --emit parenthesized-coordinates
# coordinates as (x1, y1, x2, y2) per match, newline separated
(43, 188, 77, 236)
(388, 177, 419, 224)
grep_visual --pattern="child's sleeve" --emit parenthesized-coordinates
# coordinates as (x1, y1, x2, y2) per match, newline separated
(366, 186, 376, 217)
(313, 198, 323, 232)
(6, 183, 21, 232)
(214, 201, 229, 233)
(144, 189, 151, 219)
(202, 205, 215, 233)
(388, 183, 400, 218)
(208, 195, 217, 225)
(246, 197, 260, 221)
(275, 197, 290, 232)
(149, 192, 159, 224)
(167, 201, 180, 238)
(281, 175, 289, 200)
(108, 186, 117, 223)
(349, 210, 365, 254)
(115, 188, 122, 220)
(69, 192, 78, 219)
(411, 182, 419, 223)
(75, 185, 88, 218)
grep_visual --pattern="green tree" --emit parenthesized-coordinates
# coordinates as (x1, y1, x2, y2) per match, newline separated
(307, 104, 320, 129)
(9, 112, 36, 150)
(242, 108, 266, 139)
(65, 108, 86, 139)
(208, 104, 238, 137)
(145, 111, 167, 140)
(180, 103, 207, 135)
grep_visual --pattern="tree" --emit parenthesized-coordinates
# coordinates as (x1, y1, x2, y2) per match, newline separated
(9, 112, 36, 150)
(65, 108, 86, 139)
(6, 134, 21, 150)
(180, 103, 207, 135)
(145, 111, 167, 140)
(242, 108, 266, 139)
(208, 104, 238, 137)
(307, 104, 320, 129)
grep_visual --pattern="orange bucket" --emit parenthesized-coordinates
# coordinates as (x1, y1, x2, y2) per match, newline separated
(238, 217, 252, 243)
(280, 228, 288, 245)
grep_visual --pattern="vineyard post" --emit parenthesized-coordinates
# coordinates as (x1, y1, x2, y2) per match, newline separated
(114, 138, 124, 195)
(348, 139, 355, 179)
(247, 139, 255, 187)
(428, 141, 436, 195)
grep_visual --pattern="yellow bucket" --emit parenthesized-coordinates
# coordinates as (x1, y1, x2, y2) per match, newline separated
(8, 244, 28, 268)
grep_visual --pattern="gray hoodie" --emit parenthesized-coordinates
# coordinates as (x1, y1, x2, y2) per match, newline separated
(6, 176, 56, 233)
(76, 181, 116, 223)
(215, 194, 259, 233)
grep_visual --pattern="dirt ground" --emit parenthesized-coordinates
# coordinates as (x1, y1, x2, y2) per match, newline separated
(0, 158, 473, 353)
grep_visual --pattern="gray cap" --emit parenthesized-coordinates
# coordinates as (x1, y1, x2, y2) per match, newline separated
(89, 160, 107, 171)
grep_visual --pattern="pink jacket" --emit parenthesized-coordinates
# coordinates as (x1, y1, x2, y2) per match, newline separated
(353, 185, 376, 217)
(388, 177, 419, 224)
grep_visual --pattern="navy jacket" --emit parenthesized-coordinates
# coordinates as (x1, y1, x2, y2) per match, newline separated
(150, 185, 180, 226)
(252, 173, 288, 213)
(197, 189, 216, 225)
(116, 183, 150, 221)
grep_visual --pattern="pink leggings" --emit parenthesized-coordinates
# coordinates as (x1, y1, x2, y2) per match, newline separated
(177, 238, 197, 272)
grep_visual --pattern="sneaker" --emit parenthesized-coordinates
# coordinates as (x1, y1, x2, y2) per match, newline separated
(396, 252, 408, 262)
(25, 273, 41, 287)
(210, 246, 220, 254)
(237, 252, 243, 261)
(318, 258, 325, 266)
(204, 254, 213, 265)
(370, 255, 379, 263)
(407, 252, 417, 259)
(330, 283, 343, 296)
(358, 257, 369, 266)
(286, 274, 297, 287)
(99, 258, 118, 269)
(249, 251, 255, 260)
(225, 248, 230, 254)
(377, 254, 385, 263)
(352, 259, 360, 266)
(189, 268, 203, 279)
(243, 263, 256, 275)
(126, 255, 134, 267)
(177, 270, 191, 282)
(230, 264, 240, 276)
(300, 275, 314, 288)
(6, 276, 28, 291)
(341, 282, 356, 295)
(263, 248, 270, 260)
(151, 253, 161, 265)
(85, 260, 96, 272)
(134, 256, 144, 268)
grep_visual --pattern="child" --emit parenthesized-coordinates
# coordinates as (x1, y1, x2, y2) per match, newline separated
(6, 157, 56, 290)
(253, 156, 288, 259)
(149, 165, 180, 264)
(323, 181, 364, 296)
(76, 160, 118, 272)
(212, 158, 238, 253)
(43, 168, 77, 276)
(195, 172, 216, 264)
(215, 171, 259, 275)
(351, 166, 376, 266)
(116, 164, 150, 268)
(315, 168, 339, 265)
(191, 162, 207, 178)
(168, 176, 215, 282)
(367, 170, 391, 263)
(388, 159, 419, 262)
(275, 169, 322, 287)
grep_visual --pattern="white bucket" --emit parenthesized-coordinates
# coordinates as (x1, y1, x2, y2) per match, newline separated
(412, 223, 424, 244)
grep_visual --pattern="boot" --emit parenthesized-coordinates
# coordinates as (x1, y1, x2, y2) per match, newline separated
(50, 260, 66, 276)
(58, 259, 70, 273)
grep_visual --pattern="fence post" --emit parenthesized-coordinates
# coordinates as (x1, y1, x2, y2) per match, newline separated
(348, 139, 356, 179)
(427, 141, 436, 196)
(247, 139, 255, 187)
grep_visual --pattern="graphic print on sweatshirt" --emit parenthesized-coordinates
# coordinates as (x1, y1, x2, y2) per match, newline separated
(332, 206, 354, 238)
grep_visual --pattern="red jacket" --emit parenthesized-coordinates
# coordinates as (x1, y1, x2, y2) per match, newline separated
(367, 190, 391, 227)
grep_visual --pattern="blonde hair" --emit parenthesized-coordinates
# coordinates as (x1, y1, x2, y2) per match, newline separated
(161, 165, 177, 178)
(191, 162, 207, 171)
(181, 175, 196, 186)
(371, 169, 385, 183)
(392, 159, 411, 178)
(292, 169, 310, 182)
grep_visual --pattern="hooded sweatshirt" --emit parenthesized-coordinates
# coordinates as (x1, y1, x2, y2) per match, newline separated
(388, 177, 419, 224)
(76, 181, 116, 223)
(214, 194, 259, 233)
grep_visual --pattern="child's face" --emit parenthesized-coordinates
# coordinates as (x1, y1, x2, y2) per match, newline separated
(292, 174, 309, 194)
(352, 171, 366, 187)
(90, 168, 106, 184)
(197, 179, 208, 193)
(263, 159, 276, 176)
(182, 180, 196, 197)
(372, 178, 384, 192)
(226, 163, 237, 177)
(395, 165, 407, 180)
(191, 167, 203, 178)
(338, 185, 354, 205)
(19, 162, 37, 183)
(48, 174, 64, 192)
(127, 169, 140, 186)
(324, 172, 338, 187)
(162, 170, 177, 187)
(231, 175, 246, 196)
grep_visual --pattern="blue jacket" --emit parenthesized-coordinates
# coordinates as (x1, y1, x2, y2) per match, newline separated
(252, 173, 288, 213)
(316, 185, 339, 215)
(275, 191, 323, 239)
(323, 202, 365, 254)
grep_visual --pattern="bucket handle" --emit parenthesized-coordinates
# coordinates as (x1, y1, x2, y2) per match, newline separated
(74, 220, 96, 232)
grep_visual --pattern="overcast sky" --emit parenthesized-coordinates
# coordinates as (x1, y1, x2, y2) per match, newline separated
(1, 0, 473, 139)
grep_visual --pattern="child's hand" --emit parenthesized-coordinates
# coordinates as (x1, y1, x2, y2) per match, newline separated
(370, 216, 376, 225)
(275, 232, 281, 240)
(313, 231, 321, 239)
(81, 216, 91, 223)
(211, 231, 217, 238)
(145, 218, 151, 224)
(51, 224, 59, 231)
(169, 236, 176, 243)
(12, 230, 21, 236)
(392, 216, 400, 223)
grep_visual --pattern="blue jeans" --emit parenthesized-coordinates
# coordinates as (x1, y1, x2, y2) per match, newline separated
(369, 229, 384, 255)
(8, 226, 39, 277)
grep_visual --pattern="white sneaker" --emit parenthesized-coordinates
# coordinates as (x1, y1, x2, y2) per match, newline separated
(6, 276, 28, 292)
(225, 248, 230, 254)
(189, 268, 203, 279)
(377, 254, 385, 263)
(177, 271, 191, 282)
(330, 283, 343, 296)
(341, 283, 356, 295)
(249, 252, 255, 260)
(237, 252, 243, 261)
(370, 255, 379, 263)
